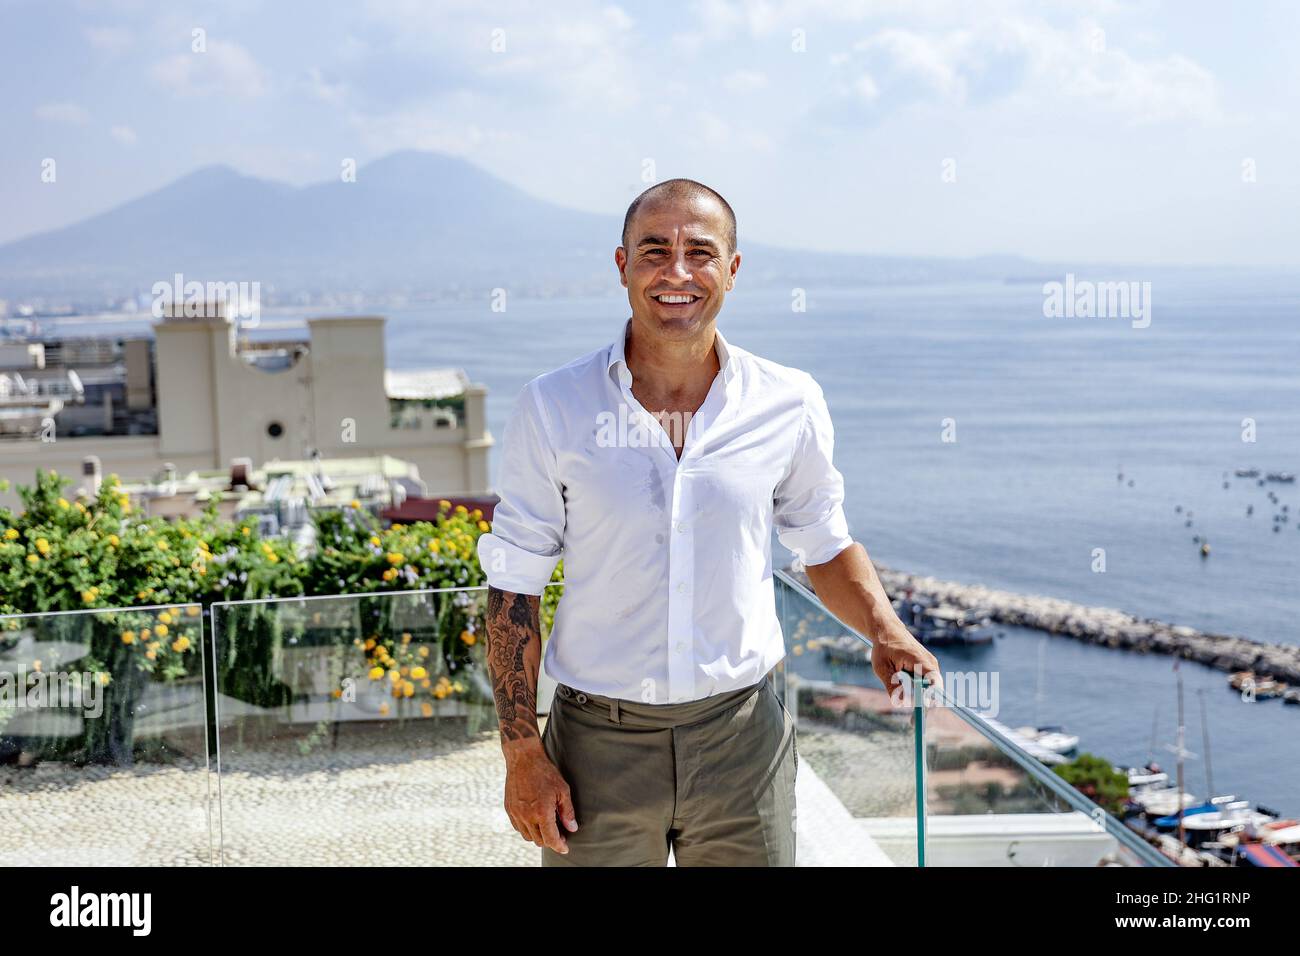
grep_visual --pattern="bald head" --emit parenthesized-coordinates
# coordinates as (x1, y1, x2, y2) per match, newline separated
(622, 179, 737, 257)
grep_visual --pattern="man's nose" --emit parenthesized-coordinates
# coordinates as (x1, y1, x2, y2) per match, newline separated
(666, 251, 691, 278)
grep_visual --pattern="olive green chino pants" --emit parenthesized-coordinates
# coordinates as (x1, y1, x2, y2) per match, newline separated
(540, 669, 798, 866)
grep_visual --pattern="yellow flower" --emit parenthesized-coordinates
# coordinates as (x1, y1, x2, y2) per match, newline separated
(81, 590, 96, 604)
(363, 637, 377, 651)
(420, 702, 434, 718)
(438, 499, 451, 511)
(418, 646, 430, 658)
(145, 650, 157, 660)
(108, 534, 119, 547)
(97, 672, 111, 686)
(401, 632, 412, 644)
(121, 631, 136, 645)
(471, 508, 482, 520)
(349, 499, 361, 510)
(3, 528, 17, 540)
(140, 628, 151, 640)
(157, 540, 169, 551)
(477, 520, 489, 532)
(26, 554, 38, 565)
(186, 605, 200, 617)
(35, 538, 50, 554)
(390, 523, 405, 531)
(386, 552, 404, 566)
(332, 688, 342, 699)
(378, 703, 390, 716)
(455, 504, 468, 515)
(171, 636, 190, 653)
(410, 666, 427, 680)
(57, 497, 69, 509)
(421, 679, 431, 689)
(369, 536, 381, 547)
(158, 611, 173, 625)
(427, 539, 441, 552)
(241, 526, 250, 536)
(382, 568, 396, 581)
(368, 666, 385, 680)
(387, 669, 401, 683)
(402, 681, 415, 698)
(460, 630, 476, 646)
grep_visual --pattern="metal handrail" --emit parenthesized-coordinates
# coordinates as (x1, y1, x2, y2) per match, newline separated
(773, 567, 1173, 867)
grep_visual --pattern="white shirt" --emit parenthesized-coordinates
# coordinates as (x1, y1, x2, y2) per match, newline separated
(477, 316, 854, 704)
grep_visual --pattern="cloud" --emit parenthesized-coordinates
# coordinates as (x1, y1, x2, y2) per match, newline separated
(109, 125, 137, 145)
(151, 40, 268, 98)
(85, 26, 133, 55)
(34, 102, 90, 125)
(826, 15, 1223, 125)
(723, 69, 768, 93)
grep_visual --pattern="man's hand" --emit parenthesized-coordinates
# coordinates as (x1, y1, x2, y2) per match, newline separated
(871, 621, 943, 703)
(502, 739, 578, 853)
(804, 542, 944, 703)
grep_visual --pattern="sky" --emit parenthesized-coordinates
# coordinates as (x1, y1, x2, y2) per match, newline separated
(3, 0, 1298, 266)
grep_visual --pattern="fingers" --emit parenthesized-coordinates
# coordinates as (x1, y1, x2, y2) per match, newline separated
(539, 815, 569, 854)
(556, 784, 579, 833)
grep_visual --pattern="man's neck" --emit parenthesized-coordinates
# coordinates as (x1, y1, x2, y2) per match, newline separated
(624, 316, 721, 400)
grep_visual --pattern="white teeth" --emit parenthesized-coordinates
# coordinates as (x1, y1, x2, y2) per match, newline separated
(656, 294, 695, 304)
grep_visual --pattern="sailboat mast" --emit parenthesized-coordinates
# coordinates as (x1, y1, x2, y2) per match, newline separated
(1176, 659, 1186, 850)
(1198, 688, 1214, 797)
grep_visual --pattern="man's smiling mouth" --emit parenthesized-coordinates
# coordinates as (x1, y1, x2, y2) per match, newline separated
(653, 293, 700, 304)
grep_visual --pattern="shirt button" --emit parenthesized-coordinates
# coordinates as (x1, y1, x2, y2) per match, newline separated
(675, 641, 686, 653)
(676, 582, 686, 593)
(676, 522, 687, 533)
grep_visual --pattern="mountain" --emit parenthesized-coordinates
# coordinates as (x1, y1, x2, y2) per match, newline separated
(0, 151, 1037, 302)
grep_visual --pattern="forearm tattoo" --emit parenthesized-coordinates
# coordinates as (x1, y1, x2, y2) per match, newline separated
(486, 586, 542, 742)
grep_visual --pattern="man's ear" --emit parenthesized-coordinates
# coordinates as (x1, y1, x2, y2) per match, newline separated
(726, 250, 741, 291)
(615, 246, 629, 287)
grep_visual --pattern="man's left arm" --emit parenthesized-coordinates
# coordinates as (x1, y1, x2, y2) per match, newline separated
(774, 374, 942, 698)
(804, 542, 942, 698)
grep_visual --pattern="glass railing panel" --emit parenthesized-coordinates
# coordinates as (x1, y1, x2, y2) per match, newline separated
(775, 568, 1171, 868)
(773, 571, 921, 866)
(210, 583, 564, 865)
(0, 603, 212, 865)
(922, 677, 1173, 867)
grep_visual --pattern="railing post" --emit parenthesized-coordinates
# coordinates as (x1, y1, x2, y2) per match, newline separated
(913, 672, 928, 868)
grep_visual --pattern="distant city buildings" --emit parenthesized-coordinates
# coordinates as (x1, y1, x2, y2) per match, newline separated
(0, 302, 492, 510)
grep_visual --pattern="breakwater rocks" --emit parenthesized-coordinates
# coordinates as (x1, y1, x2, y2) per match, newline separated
(871, 566, 1300, 685)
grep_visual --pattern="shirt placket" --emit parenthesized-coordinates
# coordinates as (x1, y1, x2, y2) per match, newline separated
(616, 362, 735, 704)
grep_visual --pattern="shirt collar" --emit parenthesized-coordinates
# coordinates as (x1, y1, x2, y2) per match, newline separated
(606, 316, 737, 388)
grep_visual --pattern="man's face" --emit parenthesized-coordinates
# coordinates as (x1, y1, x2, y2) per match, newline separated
(616, 194, 740, 338)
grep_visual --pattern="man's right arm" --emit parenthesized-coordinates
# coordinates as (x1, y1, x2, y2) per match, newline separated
(475, 380, 574, 853)
(486, 586, 544, 747)
(486, 585, 577, 853)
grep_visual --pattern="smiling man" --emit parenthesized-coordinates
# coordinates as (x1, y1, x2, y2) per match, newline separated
(477, 178, 940, 867)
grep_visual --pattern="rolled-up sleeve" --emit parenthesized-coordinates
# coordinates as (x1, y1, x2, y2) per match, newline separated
(773, 374, 854, 571)
(476, 379, 565, 594)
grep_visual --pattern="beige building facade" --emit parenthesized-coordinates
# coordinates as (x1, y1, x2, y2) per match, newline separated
(0, 309, 491, 509)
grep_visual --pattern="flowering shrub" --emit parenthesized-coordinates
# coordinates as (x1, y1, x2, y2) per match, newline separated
(1, 471, 564, 763)
(0, 469, 300, 617)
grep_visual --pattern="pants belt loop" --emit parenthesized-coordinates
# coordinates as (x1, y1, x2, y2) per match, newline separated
(609, 697, 620, 725)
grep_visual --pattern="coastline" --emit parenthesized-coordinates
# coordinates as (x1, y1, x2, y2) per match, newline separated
(838, 565, 1300, 685)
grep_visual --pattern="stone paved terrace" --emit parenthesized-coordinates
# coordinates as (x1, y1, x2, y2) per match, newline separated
(0, 716, 907, 866)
